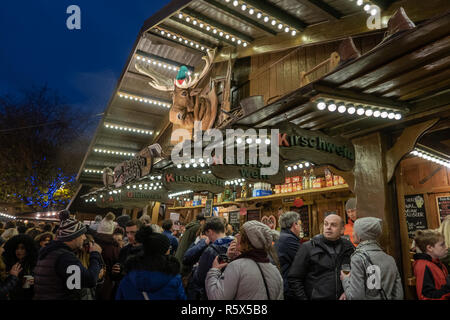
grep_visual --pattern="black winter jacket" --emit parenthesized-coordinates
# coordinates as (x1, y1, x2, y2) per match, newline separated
(287, 234, 354, 300)
(0, 274, 19, 300)
(275, 228, 301, 295)
(33, 240, 102, 300)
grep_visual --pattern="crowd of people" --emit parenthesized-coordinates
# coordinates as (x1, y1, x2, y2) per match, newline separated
(0, 199, 449, 300)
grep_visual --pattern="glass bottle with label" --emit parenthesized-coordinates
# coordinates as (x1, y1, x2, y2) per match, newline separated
(309, 168, 316, 189)
(302, 170, 309, 190)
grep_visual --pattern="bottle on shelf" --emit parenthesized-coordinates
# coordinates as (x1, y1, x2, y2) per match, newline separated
(309, 168, 316, 190)
(302, 170, 309, 190)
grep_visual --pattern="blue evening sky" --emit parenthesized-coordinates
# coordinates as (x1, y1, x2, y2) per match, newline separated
(0, 0, 171, 115)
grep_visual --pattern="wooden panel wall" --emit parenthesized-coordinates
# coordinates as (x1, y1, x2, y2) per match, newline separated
(249, 34, 383, 104)
(395, 156, 450, 299)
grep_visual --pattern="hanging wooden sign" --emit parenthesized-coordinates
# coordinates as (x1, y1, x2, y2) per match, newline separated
(163, 168, 226, 194)
(96, 189, 168, 208)
(276, 122, 355, 171)
(113, 147, 153, 187)
(211, 163, 285, 184)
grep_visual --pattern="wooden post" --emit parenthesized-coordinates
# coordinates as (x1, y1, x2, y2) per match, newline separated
(131, 208, 139, 220)
(152, 202, 161, 225)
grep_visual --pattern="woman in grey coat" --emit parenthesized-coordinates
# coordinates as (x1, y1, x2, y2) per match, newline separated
(206, 220, 283, 300)
(340, 217, 404, 300)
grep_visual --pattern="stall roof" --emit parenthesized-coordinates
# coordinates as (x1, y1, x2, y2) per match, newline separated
(232, 11, 450, 139)
(76, 0, 445, 187)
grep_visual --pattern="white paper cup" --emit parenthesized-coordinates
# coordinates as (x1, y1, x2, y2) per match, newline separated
(23, 275, 34, 288)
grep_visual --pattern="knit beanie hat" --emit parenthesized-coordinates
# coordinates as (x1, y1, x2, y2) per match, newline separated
(136, 225, 170, 256)
(116, 214, 131, 229)
(56, 210, 87, 242)
(353, 217, 383, 241)
(97, 219, 115, 234)
(345, 198, 357, 211)
(242, 220, 278, 250)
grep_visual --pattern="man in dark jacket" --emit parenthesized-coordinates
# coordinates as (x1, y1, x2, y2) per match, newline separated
(111, 219, 142, 282)
(187, 217, 234, 300)
(33, 210, 103, 300)
(175, 214, 206, 277)
(162, 219, 178, 255)
(287, 214, 354, 300)
(275, 211, 302, 296)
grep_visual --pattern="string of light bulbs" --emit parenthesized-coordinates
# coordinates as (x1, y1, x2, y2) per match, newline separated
(169, 190, 194, 199)
(315, 98, 403, 120)
(286, 162, 313, 172)
(176, 12, 249, 47)
(410, 148, 450, 168)
(223, 0, 298, 36)
(104, 123, 153, 135)
(93, 148, 136, 157)
(154, 27, 211, 52)
(118, 92, 171, 109)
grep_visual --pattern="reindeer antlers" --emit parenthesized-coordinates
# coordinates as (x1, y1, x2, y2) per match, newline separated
(135, 49, 216, 92)
(135, 59, 174, 92)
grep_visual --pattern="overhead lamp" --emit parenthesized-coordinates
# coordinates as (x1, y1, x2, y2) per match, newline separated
(356, 106, 365, 115)
(327, 102, 337, 112)
(347, 104, 356, 115)
(337, 104, 347, 113)
(118, 92, 171, 108)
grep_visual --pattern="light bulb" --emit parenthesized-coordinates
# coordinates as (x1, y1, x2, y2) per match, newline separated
(381, 111, 388, 118)
(395, 113, 402, 120)
(256, 12, 262, 19)
(241, 4, 246, 11)
(373, 110, 381, 117)
(347, 105, 356, 114)
(365, 109, 373, 117)
(249, 8, 254, 15)
(291, 30, 297, 36)
(338, 105, 347, 113)
(328, 103, 337, 112)
(233, 0, 239, 7)
(317, 100, 326, 110)
(357, 107, 365, 115)
(364, 4, 371, 11)
(264, 16, 269, 23)
(271, 20, 277, 26)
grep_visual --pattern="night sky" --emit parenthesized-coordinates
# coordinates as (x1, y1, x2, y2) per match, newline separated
(0, 0, 171, 115)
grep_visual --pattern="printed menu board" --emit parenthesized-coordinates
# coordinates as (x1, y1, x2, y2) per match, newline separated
(290, 205, 310, 237)
(437, 196, 450, 223)
(228, 211, 241, 234)
(404, 194, 428, 238)
(246, 209, 261, 222)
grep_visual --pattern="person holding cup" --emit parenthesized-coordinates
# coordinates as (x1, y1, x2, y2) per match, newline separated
(340, 217, 403, 300)
(1, 234, 38, 300)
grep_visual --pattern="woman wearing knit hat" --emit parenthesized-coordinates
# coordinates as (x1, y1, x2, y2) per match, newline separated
(115, 226, 186, 300)
(205, 220, 283, 300)
(340, 217, 403, 300)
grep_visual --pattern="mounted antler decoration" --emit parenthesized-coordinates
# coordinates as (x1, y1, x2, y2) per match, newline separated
(135, 49, 218, 131)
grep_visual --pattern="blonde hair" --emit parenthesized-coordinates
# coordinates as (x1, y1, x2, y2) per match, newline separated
(414, 229, 444, 253)
(1, 228, 18, 241)
(439, 216, 450, 247)
(105, 212, 116, 221)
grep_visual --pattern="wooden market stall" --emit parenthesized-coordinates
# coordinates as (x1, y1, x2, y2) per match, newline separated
(69, 0, 450, 300)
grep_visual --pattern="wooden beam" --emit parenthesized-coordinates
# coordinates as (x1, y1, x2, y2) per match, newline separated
(385, 119, 439, 183)
(216, 0, 449, 61)
(181, 8, 254, 43)
(244, 0, 308, 31)
(202, 0, 277, 36)
(371, 0, 395, 10)
(294, 0, 342, 21)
